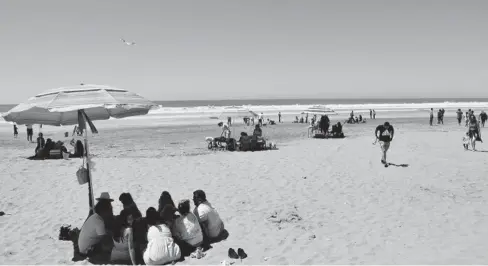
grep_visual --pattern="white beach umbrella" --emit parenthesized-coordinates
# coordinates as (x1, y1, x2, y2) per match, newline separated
(2, 84, 156, 215)
(2, 84, 154, 126)
(303, 105, 337, 115)
(218, 106, 258, 119)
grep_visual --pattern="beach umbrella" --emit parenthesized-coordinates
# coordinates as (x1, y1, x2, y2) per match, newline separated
(303, 105, 337, 115)
(2, 84, 156, 215)
(218, 106, 258, 119)
(2, 84, 153, 126)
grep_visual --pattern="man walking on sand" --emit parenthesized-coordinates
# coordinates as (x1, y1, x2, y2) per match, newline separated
(375, 122, 394, 165)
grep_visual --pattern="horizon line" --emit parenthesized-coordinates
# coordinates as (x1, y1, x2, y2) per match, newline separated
(1, 96, 488, 105)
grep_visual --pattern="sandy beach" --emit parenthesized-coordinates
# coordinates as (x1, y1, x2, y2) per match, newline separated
(1, 115, 488, 265)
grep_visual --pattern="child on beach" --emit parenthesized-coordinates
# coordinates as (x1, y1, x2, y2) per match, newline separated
(463, 132, 470, 150)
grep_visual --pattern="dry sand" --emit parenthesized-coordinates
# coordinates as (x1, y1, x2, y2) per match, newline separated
(1, 117, 488, 264)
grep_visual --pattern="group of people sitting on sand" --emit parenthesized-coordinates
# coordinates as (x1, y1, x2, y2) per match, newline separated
(69, 190, 226, 265)
(346, 111, 366, 124)
(213, 122, 269, 151)
(29, 133, 85, 160)
(238, 124, 267, 151)
(309, 115, 344, 138)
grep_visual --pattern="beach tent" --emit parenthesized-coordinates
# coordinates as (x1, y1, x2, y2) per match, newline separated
(2, 84, 156, 214)
(218, 106, 258, 119)
(302, 105, 337, 115)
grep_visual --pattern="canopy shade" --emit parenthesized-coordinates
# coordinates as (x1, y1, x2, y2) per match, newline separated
(2, 84, 155, 126)
(303, 105, 337, 115)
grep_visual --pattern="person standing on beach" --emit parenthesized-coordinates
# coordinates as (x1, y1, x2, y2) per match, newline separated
(258, 113, 264, 126)
(227, 117, 232, 127)
(373, 110, 376, 119)
(456, 109, 463, 125)
(370, 109, 372, 119)
(479, 111, 487, 127)
(429, 108, 434, 126)
(375, 122, 394, 164)
(13, 124, 18, 138)
(26, 124, 33, 142)
(278, 112, 282, 123)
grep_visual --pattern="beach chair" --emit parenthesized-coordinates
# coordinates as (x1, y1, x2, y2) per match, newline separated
(49, 149, 62, 159)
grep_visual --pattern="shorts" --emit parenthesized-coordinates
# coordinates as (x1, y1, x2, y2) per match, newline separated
(27, 129, 33, 135)
(468, 129, 478, 138)
(380, 141, 390, 152)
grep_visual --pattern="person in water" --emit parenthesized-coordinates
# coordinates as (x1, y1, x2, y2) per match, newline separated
(375, 122, 394, 164)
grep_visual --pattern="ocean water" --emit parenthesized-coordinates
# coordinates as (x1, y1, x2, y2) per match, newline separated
(2, 98, 488, 129)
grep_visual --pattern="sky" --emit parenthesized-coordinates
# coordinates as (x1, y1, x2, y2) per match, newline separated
(0, 0, 487, 103)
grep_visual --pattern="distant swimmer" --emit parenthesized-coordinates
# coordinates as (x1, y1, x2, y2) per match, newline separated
(375, 122, 394, 166)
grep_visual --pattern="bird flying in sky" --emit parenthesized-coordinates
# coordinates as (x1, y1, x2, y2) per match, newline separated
(120, 38, 136, 46)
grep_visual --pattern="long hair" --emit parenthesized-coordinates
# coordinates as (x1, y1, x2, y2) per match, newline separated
(158, 191, 175, 213)
(119, 193, 142, 219)
(112, 209, 130, 242)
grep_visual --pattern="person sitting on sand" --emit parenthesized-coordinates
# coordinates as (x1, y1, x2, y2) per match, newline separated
(74, 140, 85, 158)
(218, 122, 231, 139)
(158, 191, 176, 215)
(192, 190, 225, 243)
(331, 122, 344, 137)
(319, 115, 330, 134)
(35, 138, 54, 159)
(293, 116, 299, 123)
(253, 125, 262, 137)
(172, 199, 204, 256)
(119, 193, 142, 219)
(110, 209, 137, 265)
(143, 206, 181, 265)
(35, 133, 45, 155)
(77, 198, 115, 261)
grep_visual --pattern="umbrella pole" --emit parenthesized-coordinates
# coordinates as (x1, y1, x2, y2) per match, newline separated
(83, 120, 95, 216)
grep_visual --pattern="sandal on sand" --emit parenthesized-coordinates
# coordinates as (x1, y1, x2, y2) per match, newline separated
(228, 248, 239, 259)
(237, 248, 247, 259)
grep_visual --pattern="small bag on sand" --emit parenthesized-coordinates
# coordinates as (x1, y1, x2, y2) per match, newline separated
(76, 166, 88, 185)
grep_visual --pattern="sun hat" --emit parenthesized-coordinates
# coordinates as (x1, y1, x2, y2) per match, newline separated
(96, 192, 114, 202)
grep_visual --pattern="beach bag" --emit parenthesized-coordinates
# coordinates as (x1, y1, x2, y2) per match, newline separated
(62, 151, 70, 160)
(76, 165, 88, 185)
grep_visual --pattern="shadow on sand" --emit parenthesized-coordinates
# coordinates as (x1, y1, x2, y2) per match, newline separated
(386, 162, 409, 167)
